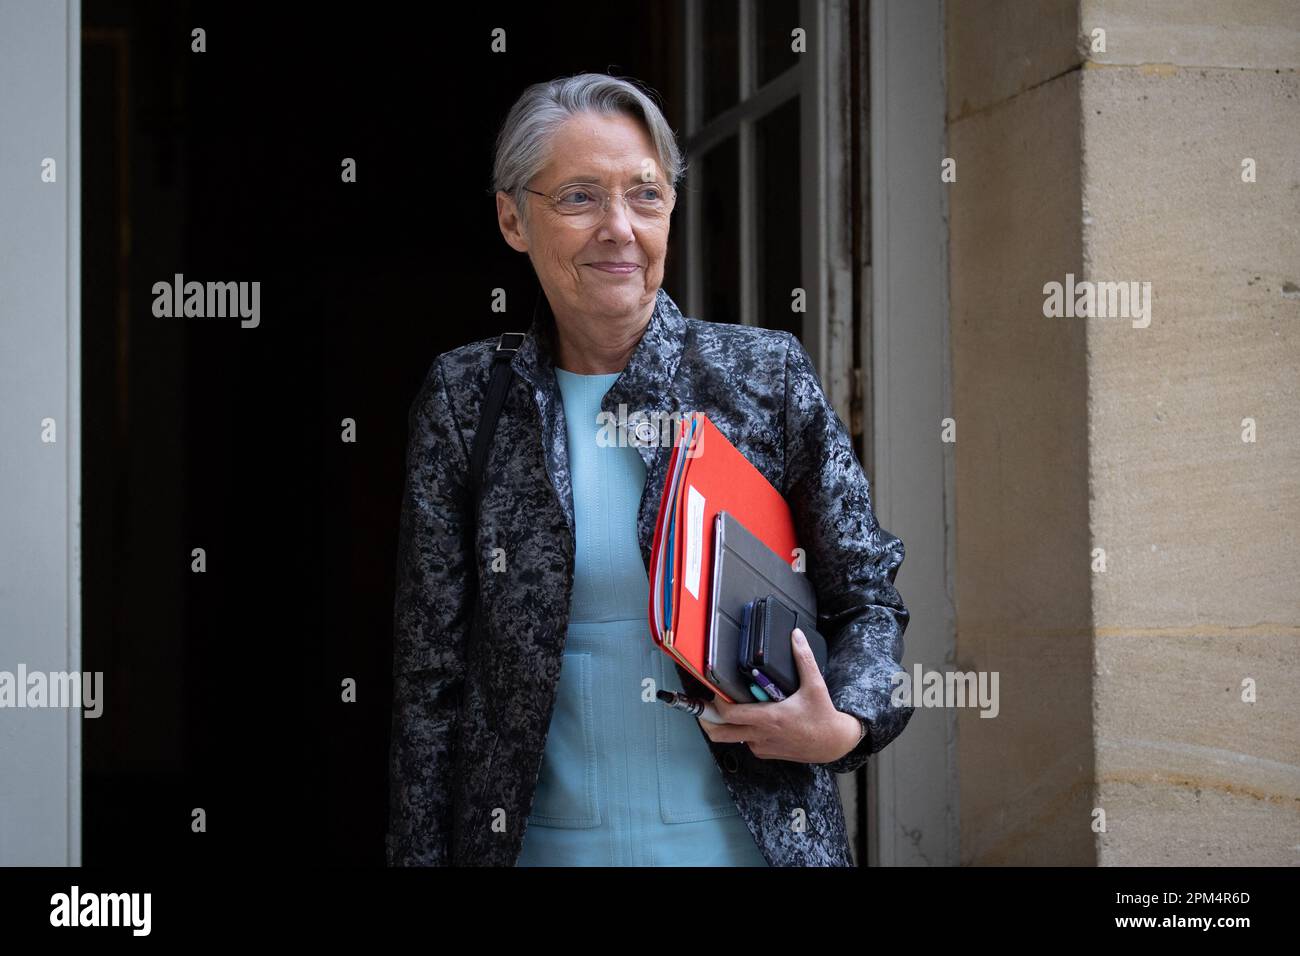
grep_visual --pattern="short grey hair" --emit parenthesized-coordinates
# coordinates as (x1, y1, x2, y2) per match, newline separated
(491, 72, 686, 231)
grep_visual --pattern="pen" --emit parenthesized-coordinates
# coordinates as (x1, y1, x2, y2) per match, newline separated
(750, 668, 786, 701)
(655, 689, 725, 724)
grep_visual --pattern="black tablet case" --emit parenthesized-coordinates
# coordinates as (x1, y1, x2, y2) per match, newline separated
(706, 510, 823, 702)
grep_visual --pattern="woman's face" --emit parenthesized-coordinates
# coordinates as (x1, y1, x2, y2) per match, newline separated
(497, 111, 674, 323)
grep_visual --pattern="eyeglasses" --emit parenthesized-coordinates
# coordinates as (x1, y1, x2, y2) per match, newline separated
(522, 180, 675, 228)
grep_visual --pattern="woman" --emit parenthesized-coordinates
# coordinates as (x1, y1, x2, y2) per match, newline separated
(386, 73, 913, 867)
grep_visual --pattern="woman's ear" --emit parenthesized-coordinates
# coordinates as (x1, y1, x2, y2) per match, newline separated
(496, 191, 530, 253)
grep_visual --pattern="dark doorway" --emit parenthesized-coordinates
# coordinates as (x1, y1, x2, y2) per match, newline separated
(80, 0, 679, 866)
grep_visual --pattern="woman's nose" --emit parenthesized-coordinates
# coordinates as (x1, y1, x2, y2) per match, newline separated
(596, 196, 637, 238)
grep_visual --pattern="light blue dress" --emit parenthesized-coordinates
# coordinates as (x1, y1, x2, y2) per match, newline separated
(516, 368, 770, 866)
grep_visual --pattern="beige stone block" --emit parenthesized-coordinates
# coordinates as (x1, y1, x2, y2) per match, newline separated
(1080, 68, 1300, 630)
(1080, 0, 1300, 70)
(1097, 781, 1296, 864)
(957, 625, 1096, 864)
(950, 70, 1096, 863)
(950, 71, 1093, 637)
(1094, 632, 1300, 864)
(947, 0, 1081, 121)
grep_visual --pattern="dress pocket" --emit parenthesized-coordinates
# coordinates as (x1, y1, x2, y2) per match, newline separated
(526, 650, 602, 828)
(655, 657, 743, 824)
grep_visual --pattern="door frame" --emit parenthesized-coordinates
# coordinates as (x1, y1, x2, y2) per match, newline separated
(865, 0, 956, 867)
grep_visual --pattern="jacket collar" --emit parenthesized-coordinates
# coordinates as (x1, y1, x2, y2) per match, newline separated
(510, 285, 689, 559)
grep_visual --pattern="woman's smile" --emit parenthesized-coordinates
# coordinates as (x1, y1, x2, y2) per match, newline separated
(585, 261, 640, 274)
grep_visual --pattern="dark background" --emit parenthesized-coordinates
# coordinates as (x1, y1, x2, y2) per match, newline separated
(81, 0, 685, 866)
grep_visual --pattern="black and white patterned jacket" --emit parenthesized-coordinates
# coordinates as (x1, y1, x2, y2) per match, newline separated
(386, 286, 913, 867)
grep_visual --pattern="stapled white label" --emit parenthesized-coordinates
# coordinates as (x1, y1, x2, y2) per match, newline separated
(685, 485, 705, 600)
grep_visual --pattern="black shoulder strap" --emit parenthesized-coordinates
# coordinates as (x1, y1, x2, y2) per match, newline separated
(468, 331, 526, 502)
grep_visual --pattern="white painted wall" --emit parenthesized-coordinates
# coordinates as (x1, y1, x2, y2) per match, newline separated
(0, 0, 81, 866)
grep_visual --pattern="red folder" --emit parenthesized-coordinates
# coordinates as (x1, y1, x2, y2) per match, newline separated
(647, 412, 798, 701)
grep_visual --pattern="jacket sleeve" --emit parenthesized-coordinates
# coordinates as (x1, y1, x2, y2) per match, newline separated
(781, 332, 914, 774)
(386, 354, 475, 865)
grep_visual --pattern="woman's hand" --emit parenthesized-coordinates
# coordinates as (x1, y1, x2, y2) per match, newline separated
(698, 628, 863, 764)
